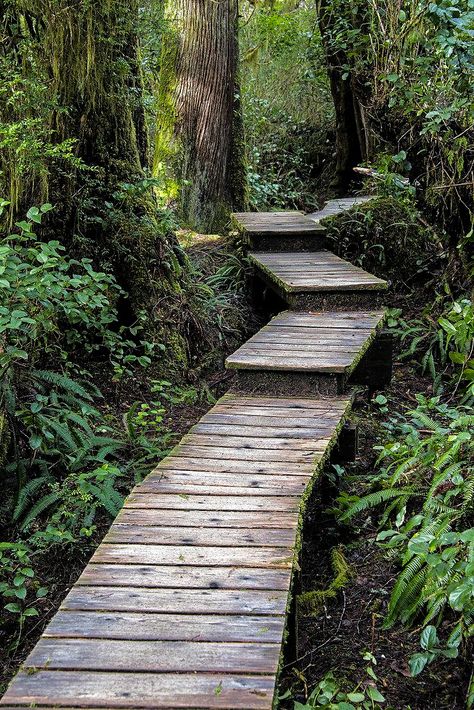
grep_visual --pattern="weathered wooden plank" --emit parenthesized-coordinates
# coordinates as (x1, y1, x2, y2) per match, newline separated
(151, 456, 315, 473)
(104, 524, 297, 547)
(26, 638, 281, 674)
(78, 564, 292, 590)
(191, 423, 339, 438)
(173, 444, 326, 461)
(1, 671, 275, 708)
(219, 395, 349, 409)
(226, 354, 348, 372)
(63, 586, 289, 615)
(274, 310, 385, 327)
(115, 509, 299, 529)
(125, 493, 300, 512)
(139, 474, 309, 494)
(233, 211, 322, 235)
(179, 434, 330, 450)
(45, 611, 285, 642)
(200, 412, 341, 427)
(226, 310, 385, 376)
(91, 544, 295, 568)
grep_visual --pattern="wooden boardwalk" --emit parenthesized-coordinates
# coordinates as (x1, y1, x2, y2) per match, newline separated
(1, 196, 390, 709)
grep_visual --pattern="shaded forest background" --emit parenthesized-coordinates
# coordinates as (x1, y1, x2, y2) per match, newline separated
(0, 0, 473, 707)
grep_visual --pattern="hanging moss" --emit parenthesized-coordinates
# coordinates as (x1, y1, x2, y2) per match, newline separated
(297, 546, 354, 617)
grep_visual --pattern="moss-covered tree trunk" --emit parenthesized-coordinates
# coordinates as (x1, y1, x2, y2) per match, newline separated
(22, 0, 187, 324)
(159, 0, 247, 232)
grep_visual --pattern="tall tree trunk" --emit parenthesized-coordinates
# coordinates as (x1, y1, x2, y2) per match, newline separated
(157, 0, 247, 232)
(316, 0, 366, 193)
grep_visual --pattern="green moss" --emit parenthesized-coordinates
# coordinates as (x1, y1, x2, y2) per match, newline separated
(0, 412, 10, 467)
(163, 330, 189, 372)
(323, 196, 438, 285)
(297, 546, 354, 617)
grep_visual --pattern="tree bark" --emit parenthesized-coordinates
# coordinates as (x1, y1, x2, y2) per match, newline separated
(159, 0, 247, 232)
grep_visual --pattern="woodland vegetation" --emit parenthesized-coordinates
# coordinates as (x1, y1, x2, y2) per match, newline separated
(0, 0, 473, 708)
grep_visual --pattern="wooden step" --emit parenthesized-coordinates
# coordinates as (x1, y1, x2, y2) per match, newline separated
(226, 310, 386, 395)
(232, 211, 326, 252)
(249, 250, 387, 310)
(1, 394, 352, 710)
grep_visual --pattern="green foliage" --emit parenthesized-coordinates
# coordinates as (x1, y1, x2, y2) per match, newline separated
(320, 0, 473, 229)
(0, 53, 83, 227)
(324, 197, 439, 283)
(287, 653, 386, 709)
(0, 542, 46, 645)
(389, 298, 474, 400)
(240, 2, 332, 209)
(338, 395, 474, 676)
(0, 203, 183, 643)
(0, 201, 155, 380)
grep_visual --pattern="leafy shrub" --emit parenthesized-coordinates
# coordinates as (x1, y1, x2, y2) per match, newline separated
(389, 298, 474, 400)
(287, 652, 386, 709)
(339, 396, 474, 676)
(0, 204, 181, 642)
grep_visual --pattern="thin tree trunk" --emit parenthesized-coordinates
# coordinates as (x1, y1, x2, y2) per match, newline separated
(316, 0, 365, 193)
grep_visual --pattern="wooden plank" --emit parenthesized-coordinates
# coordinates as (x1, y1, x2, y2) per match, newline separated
(226, 310, 385, 375)
(115, 509, 299, 529)
(44, 611, 286, 642)
(233, 211, 321, 235)
(273, 311, 385, 327)
(140, 474, 309, 494)
(78, 564, 292, 590)
(179, 434, 330, 450)
(226, 354, 348, 372)
(210, 404, 341, 416)
(63, 586, 289, 615)
(173, 444, 327, 461)
(1, 671, 275, 708)
(191, 423, 339, 438)
(125, 494, 300, 512)
(219, 395, 349, 410)
(200, 412, 340, 427)
(91, 544, 295, 568)
(151, 456, 315, 473)
(26, 638, 281, 674)
(104, 524, 297, 547)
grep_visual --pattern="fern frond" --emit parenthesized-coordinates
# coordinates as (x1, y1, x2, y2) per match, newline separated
(32, 370, 93, 401)
(385, 554, 426, 627)
(20, 491, 61, 530)
(13, 476, 50, 521)
(340, 488, 413, 521)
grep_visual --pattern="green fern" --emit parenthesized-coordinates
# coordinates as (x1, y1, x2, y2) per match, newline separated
(32, 370, 93, 401)
(13, 475, 51, 522)
(340, 488, 413, 521)
(20, 491, 61, 531)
